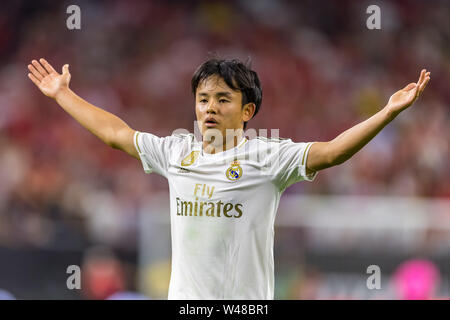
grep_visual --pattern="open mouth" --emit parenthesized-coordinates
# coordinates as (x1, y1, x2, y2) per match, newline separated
(205, 118, 218, 127)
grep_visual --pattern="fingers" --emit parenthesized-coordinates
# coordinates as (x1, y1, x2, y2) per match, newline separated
(417, 69, 426, 86)
(418, 72, 431, 95)
(403, 83, 417, 91)
(417, 69, 431, 88)
(413, 69, 431, 100)
(31, 59, 48, 77)
(62, 64, 69, 75)
(28, 73, 41, 86)
(28, 63, 43, 81)
(40, 58, 57, 74)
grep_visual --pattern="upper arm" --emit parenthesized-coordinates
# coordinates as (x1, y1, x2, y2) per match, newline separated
(306, 141, 334, 172)
(268, 139, 318, 189)
(132, 132, 187, 177)
(111, 127, 139, 160)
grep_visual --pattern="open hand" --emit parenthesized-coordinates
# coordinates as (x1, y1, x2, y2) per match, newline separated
(28, 58, 71, 99)
(386, 69, 431, 116)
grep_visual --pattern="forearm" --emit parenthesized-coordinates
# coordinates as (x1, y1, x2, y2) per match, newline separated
(307, 70, 430, 172)
(54, 87, 130, 146)
(328, 106, 396, 165)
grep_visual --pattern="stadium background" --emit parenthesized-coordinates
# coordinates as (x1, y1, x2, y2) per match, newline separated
(0, 0, 449, 299)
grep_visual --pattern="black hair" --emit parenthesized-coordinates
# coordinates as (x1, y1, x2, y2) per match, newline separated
(191, 58, 262, 129)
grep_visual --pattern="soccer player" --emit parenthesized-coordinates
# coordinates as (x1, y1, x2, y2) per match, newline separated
(27, 58, 430, 299)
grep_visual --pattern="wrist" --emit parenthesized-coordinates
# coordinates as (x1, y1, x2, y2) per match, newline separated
(383, 104, 400, 121)
(54, 86, 71, 102)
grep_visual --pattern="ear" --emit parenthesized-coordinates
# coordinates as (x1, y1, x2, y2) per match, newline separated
(242, 103, 256, 122)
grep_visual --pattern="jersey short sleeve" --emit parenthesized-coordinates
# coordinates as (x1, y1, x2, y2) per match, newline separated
(133, 131, 186, 177)
(265, 139, 318, 190)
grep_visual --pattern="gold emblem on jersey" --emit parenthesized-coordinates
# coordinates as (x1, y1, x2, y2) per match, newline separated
(181, 151, 200, 166)
(226, 160, 243, 181)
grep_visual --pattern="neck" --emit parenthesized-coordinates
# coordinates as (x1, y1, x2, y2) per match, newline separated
(202, 132, 245, 154)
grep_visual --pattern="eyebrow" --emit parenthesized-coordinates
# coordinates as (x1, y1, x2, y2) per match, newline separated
(198, 92, 233, 98)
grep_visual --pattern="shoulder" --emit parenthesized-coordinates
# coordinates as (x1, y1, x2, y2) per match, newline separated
(139, 132, 195, 144)
(248, 136, 294, 150)
(246, 136, 313, 162)
(168, 132, 196, 143)
(253, 136, 292, 144)
(166, 133, 199, 156)
(136, 132, 197, 156)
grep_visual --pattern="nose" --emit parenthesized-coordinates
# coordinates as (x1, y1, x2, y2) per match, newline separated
(206, 101, 217, 114)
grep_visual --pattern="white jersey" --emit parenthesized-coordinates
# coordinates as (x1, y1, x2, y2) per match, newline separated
(134, 131, 317, 299)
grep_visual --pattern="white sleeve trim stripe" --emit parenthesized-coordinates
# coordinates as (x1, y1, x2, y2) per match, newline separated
(134, 131, 142, 154)
(301, 142, 313, 166)
(300, 142, 318, 182)
(133, 131, 153, 174)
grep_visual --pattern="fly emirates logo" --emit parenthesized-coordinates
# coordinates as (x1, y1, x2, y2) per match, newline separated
(176, 183, 243, 219)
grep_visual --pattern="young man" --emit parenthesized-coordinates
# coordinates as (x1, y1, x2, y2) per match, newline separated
(27, 58, 430, 299)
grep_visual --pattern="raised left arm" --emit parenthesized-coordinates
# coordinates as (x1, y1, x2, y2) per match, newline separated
(306, 69, 431, 173)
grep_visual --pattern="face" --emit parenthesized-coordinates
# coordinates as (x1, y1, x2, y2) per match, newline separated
(195, 75, 255, 147)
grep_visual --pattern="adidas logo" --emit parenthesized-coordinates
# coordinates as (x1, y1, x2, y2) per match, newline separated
(178, 168, 191, 174)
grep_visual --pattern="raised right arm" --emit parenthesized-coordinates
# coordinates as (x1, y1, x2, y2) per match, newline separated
(27, 58, 139, 159)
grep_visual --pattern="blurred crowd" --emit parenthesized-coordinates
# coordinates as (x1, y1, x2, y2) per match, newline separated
(0, 0, 449, 298)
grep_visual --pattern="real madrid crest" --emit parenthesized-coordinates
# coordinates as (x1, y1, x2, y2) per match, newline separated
(226, 160, 243, 181)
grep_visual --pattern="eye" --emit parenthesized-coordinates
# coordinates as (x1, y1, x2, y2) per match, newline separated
(219, 99, 229, 103)
(199, 99, 207, 103)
